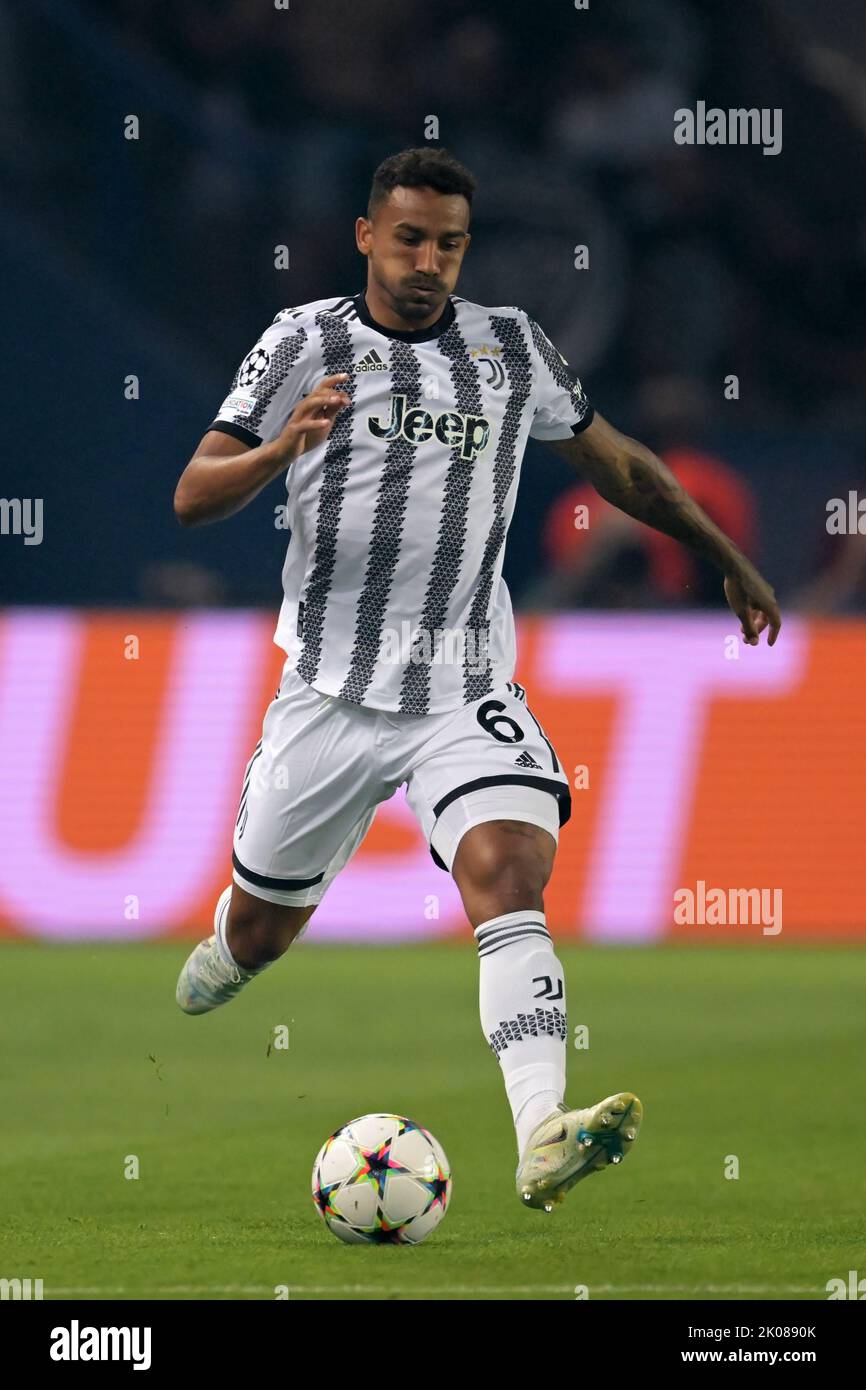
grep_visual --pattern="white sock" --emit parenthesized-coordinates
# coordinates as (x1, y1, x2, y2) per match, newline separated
(213, 886, 239, 967)
(475, 909, 567, 1160)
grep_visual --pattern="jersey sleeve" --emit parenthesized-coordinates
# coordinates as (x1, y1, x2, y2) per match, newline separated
(525, 314, 594, 441)
(206, 311, 313, 449)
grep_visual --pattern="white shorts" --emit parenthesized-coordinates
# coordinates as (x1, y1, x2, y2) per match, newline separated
(231, 665, 571, 907)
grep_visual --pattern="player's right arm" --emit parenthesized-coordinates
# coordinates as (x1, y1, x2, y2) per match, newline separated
(173, 374, 349, 527)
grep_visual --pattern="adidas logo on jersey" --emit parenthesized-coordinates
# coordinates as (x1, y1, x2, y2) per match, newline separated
(356, 349, 388, 372)
(368, 394, 491, 462)
(514, 751, 542, 769)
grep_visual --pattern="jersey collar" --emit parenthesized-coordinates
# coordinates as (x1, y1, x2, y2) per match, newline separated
(353, 290, 455, 342)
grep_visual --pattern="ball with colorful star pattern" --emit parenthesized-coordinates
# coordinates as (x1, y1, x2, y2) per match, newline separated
(311, 1113, 452, 1245)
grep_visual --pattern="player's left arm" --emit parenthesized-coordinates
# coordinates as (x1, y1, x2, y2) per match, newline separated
(549, 412, 781, 646)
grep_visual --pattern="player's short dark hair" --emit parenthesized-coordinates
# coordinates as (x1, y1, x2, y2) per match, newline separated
(367, 148, 476, 218)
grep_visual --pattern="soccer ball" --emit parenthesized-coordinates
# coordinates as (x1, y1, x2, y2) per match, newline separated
(311, 1113, 452, 1245)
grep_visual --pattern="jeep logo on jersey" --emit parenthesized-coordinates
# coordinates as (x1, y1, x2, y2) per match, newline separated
(367, 394, 491, 462)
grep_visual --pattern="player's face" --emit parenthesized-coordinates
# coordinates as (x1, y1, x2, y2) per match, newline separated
(357, 186, 471, 324)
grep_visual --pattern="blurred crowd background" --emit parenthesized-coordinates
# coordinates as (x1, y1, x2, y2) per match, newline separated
(2, 0, 865, 613)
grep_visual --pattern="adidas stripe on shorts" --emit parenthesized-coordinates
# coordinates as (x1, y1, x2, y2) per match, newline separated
(232, 665, 572, 907)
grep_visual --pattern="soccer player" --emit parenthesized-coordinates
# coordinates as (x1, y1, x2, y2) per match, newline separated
(173, 148, 781, 1211)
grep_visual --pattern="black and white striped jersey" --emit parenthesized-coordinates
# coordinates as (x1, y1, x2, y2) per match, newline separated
(208, 290, 593, 715)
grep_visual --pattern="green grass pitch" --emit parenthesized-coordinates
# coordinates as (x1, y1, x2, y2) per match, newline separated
(1, 942, 864, 1301)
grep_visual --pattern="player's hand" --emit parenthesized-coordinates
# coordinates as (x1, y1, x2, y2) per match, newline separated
(273, 374, 350, 464)
(724, 566, 782, 646)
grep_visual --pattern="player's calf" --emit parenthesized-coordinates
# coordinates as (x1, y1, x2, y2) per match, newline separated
(225, 880, 314, 968)
(175, 885, 313, 1015)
